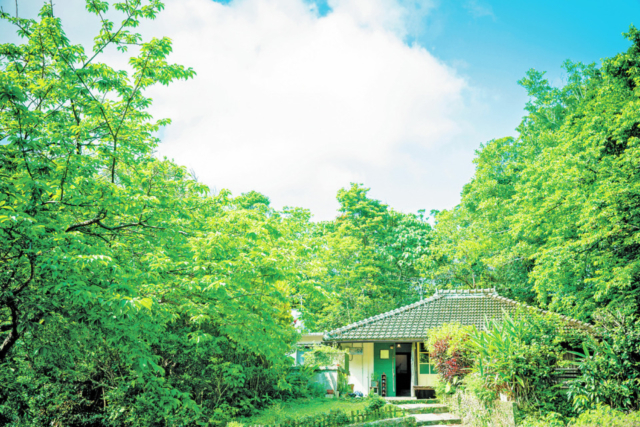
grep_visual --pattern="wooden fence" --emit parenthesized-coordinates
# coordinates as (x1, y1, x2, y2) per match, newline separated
(247, 405, 407, 427)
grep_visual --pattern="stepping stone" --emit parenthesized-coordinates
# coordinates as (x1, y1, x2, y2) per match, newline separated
(412, 413, 462, 426)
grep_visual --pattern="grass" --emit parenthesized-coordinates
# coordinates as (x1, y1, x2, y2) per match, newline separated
(236, 397, 370, 425)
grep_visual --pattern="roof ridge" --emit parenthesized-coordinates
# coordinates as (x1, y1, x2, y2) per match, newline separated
(326, 292, 444, 338)
(438, 288, 497, 295)
(485, 294, 593, 330)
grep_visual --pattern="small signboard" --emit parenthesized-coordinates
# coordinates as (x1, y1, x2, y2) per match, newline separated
(349, 347, 363, 355)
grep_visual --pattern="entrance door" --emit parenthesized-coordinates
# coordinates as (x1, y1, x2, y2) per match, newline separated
(395, 343, 412, 397)
(373, 343, 395, 397)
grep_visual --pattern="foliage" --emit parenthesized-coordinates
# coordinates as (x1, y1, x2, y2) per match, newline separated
(567, 310, 640, 413)
(442, 377, 516, 427)
(462, 372, 499, 406)
(430, 27, 640, 323)
(236, 397, 404, 427)
(236, 397, 369, 426)
(302, 345, 347, 368)
(426, 323, 475, 387)
(287, 364, 327, 399)
(351, 416, 417, 427)
(0, 2, 310, 425)
(423, 24, 640, 421)
(470, 312, 582, 416)
(520, 412, 568, 427)
(297, 184, 433, 331)
(365, 394, 386, 412)
(519, 406, 640, 427)
(276, 403, 402, 427)
(570, 405, 640, 427)
(300, 345, 351, 395)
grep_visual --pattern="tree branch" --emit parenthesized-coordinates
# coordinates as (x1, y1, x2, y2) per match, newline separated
(65, 210, 159, 233)
(14, 255, 35, 295)
(0, 301, 19, 361)
(65, 210, 107, 232)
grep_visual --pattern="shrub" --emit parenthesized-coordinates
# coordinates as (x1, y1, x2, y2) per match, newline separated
(567, 310, 640, 413)
(366, 394, 387, 411)
(570, 405, 640, 427)
(426, 323, 476, 388)
(520, 412, 568, 427)
(287, 364, 326, 398)
(470, 311, 581, 417)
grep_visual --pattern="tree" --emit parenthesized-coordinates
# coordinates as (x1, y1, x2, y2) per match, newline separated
(0, 2, 303, 424)
(432, 28, 640, 321)
(298, 184, 432, 331)
(0, 0, 194, 361)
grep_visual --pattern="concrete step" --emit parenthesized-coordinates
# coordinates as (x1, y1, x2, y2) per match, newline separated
(412, 413, 462, 426)
(388, 399, 440, 405)
(417, 399, 440, 405)
(393, 404, 449, 415)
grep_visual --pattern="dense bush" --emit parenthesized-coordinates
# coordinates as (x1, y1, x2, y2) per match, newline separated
(0, 319, 317, 425)
(366, 395, 386, 412)
(567, 310, 640, 413)
(571, 405, 640, 427)
(521, 406, 640, 427)
(242, 396, 401, 427)
(470, 311, 582, 416)
(426, 323, 475, 389)
(427, 314, 588, 420)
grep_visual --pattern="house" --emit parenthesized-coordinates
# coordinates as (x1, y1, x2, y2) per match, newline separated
(322, 288, 591, 398)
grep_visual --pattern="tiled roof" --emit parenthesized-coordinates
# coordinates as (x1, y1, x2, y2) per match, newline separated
(325, 288, 591, 341)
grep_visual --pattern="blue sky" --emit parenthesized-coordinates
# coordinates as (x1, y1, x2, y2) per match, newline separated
(2, 0, 639, 219)
(414, 0, 639, 128)
(190, 0, 639, 218)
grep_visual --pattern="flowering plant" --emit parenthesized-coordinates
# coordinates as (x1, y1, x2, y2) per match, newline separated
(427, 323, 476, 385)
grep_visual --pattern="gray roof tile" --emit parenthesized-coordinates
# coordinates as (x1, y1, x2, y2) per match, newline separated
(325, 288, 591, 341)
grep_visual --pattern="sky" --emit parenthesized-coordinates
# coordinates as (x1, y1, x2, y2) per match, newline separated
(1, 0, 639, 220)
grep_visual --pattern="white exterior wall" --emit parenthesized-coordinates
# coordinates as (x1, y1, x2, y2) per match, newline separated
(313, 368, 339, 392)
(341, 342, 374, 396)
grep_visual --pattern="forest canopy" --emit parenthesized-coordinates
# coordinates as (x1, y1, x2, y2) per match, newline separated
(430, 28, 640, 323)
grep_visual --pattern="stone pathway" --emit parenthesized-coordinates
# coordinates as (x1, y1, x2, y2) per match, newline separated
(412, 412, 461, 426)
(387, 401, 462, 426)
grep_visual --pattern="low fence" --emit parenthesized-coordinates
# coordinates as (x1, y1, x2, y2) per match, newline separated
(246, 405, 407, 427)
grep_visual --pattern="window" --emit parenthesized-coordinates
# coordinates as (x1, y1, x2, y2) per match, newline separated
(418, 345, 436, 374)
(380, 349, 390, 359)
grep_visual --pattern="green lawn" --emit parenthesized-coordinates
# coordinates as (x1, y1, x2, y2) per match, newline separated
(236, 397, 370, 425)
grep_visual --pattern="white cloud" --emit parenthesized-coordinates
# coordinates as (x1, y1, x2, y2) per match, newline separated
(0, 0, 480, 220)
(138, 0, 466, 219)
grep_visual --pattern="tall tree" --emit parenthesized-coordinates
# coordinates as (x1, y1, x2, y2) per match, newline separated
(0, 3, 301, 424)
(432, 28, 640, 321)
(299, 184, 432, 331)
